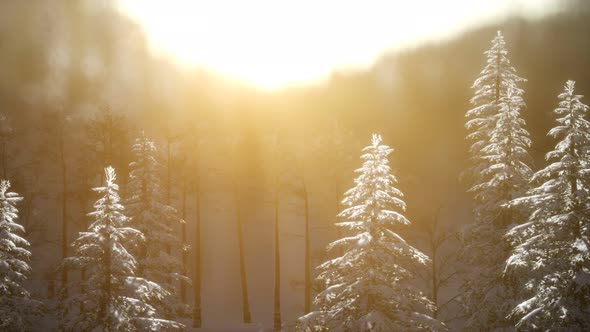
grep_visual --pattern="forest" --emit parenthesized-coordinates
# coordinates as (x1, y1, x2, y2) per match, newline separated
(1, 0, 590, 331)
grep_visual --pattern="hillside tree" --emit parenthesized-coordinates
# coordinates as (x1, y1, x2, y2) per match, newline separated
(298, 134, 442, 331)
(0, 180, 44, 331)
(126, 134, 189, 319)
(461, 31, 533, 330)
(59, 166, 183, 331)
(505, 80, 590, 330)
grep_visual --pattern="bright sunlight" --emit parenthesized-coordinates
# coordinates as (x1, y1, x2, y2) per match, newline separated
(118, 0, 556, 91)
(3, 1, 590, 331)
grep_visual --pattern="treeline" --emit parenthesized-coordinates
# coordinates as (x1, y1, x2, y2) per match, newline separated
(298, 30, 590, 330)
(4, 29, 590, 331)
(1, 1, 590, 331)
(0, 106, 360, 331)
(2, 1, 590, 230)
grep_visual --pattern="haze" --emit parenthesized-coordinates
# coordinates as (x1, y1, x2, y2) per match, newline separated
(119, 0, 560, 90)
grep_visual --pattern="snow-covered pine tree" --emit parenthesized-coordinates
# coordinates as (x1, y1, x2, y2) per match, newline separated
(297, 134, 442, 331)
(505, 80, 590, 330)
(60, 166, 184, 331)
(126, 134, 189, 318)
(0, 180, 43, 331)
(465, 31, 527, 182)
(461, 31, 533, 330)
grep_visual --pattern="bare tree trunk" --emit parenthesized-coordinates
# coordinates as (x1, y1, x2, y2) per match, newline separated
(569, 131, 583, 241)
(192, 174, 202, 328)
(422, 208, 462, 322)
(21, 192, 37, 237)
(47, 278, 55, 299)
(335, 182, 343, 256)
(165, 139, 172, 257)
(273, 178, 281, 331)
(431, 236, 438, 319)
(569, 132, 578, 200)
(1, 138, 7, 179)
(163, 137, 174, 291)
(60, 133, 68, 291)
(79, 191, 89, 313)
(102, 211, 112, 330)
(181, 183, 188, 303)
(230, 139, 251, 324)
(137, 169, 149, 277)
(303, 183, 311, 314)
(234, 177, 251, 323)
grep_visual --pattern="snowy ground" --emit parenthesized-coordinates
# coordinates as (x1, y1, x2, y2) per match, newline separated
(186, 324, 273, 331)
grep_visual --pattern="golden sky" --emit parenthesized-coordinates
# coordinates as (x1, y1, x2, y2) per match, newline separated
(119, 0, 559, 90)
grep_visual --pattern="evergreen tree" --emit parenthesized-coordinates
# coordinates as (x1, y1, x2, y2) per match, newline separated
(126, 134, 189, 318)
(0, 180, 44, 331)
(465, 31, 527, 182)
(60, 167, 183, 331)
(298, 134, 442, 331)
(461, 31, 533, 330)
(506, 80, 590, 330)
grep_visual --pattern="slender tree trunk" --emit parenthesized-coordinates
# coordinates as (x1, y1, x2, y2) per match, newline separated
(163, 138, 173, 291)
(235, 178, 251, 323)
(569, 108, 578, 201)
(60, 133, 68, 291)
(21, 191, 37, 234)
(303, 183, 311, 314)
(100, 182, 112, 330)
(335, 182, 343, 256)
(273, 180, 281, 331)
(105, 120, 116, 195)
(192, 173, 202, 328)
(569, 131, 580, 237)
(165, 139, 172, 257)
(166, 140, 172, 204)
(103, 218, 112, 330)
(137, 173, 149, 276)
(119, 165, 128, 198)
(431, 237, 438, 319)
(1, 138, 7, 179)
(79, 192, 89, 313)
(181, 183, 188, 303)
(47, 278, 55, 299)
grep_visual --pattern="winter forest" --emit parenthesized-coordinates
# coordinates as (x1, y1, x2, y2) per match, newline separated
(2, 1, 590, 331)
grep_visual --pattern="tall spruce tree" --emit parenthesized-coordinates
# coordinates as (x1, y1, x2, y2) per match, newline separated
(126, 134, 189, 318)
(0, 180, 43, 331)
(465, 31, 527, 182)
(505, 80, 590, 330)
(298, 134, 442, 331)
(60, 167, 183, 331)
(461, 31, 533, 330)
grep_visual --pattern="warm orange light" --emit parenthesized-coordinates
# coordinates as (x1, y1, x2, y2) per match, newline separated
(118, 0, 558, 91)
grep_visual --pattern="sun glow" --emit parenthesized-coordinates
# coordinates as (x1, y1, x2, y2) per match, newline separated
(119, 0, 558, 91)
